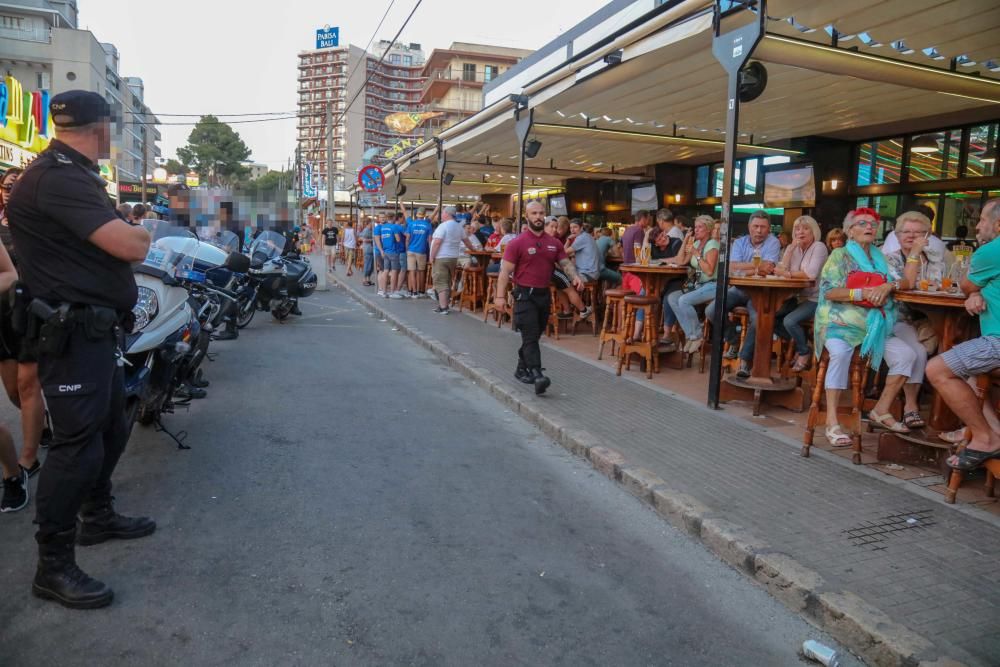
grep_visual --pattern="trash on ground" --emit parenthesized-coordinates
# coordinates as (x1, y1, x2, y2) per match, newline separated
(802, 639, 840, 666)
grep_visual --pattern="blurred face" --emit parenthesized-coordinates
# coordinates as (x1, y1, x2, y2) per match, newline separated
(748, 217, 769, 244)
(694, 221, 710, 241)
(793, 223, 814, 246)
(570, 222, 581, 236)
(976, 203, 999, 244)
(638, 214, 650, 229)
(897, 220, 928, 252)
(851, 214, 878, 244)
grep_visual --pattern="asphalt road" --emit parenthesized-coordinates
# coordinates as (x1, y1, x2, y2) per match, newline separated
(0, 285, 863, 666)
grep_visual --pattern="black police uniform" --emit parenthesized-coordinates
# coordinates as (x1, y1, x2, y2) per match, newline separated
(6, 90, 155, 608)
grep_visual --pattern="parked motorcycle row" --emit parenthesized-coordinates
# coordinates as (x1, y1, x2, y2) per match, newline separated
(125, 223, 318, 440)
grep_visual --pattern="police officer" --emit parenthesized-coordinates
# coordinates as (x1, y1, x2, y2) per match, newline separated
(6, 91, 154, 609)
(495, 200, 584, 395)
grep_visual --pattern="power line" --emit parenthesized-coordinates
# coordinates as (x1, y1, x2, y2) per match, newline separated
(342, 0, 397, 92)
(125, 111, 298, 117)
(124, 115, 298, 126)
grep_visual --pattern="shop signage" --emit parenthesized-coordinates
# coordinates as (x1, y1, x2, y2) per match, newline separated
(383, 136, 426, 160)
(0, 75, 53, 158)
(118, 182, 159, 196)
(303, 162, 317, 197)
(0, 139, 37, 169)
(316, 26, 339, 49)
(185, 171, 200, 187)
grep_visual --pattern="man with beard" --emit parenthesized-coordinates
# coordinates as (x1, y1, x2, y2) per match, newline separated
(495, 201, 584, 395)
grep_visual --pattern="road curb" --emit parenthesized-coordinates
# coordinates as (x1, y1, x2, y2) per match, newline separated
(333, 278, 970, 667)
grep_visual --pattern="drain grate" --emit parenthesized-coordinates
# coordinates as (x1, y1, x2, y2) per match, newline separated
(843, 509, 936, 550)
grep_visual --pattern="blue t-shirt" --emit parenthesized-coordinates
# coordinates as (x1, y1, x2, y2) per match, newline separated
(372, 224, 383, 256)
(379, 223, 403, 255)
(406, 218, 433, 254)
(731, 234, 781, 264)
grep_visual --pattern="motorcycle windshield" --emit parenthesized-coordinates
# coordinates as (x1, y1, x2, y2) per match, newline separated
(249, 231, 286, 263)
(201, 229, 241, 254)
(141, 223, 201, 278)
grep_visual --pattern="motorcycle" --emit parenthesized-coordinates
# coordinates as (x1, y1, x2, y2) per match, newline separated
(248, 231, 317, 321)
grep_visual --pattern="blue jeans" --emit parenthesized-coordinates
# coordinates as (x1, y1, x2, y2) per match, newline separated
(775, 298, 817, 356)
(705, 287, 749, 349)
(667, 282, 717, 340)
(363, 250, 374, 279)
(659, 278, 685, 329)
(599, 267, 621, 287)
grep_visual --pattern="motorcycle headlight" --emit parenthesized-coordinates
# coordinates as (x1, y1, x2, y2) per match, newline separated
(132, 287, 159, 331)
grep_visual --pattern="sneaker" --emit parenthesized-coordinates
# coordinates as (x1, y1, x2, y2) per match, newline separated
(723, 346, 739, 360)
(426, 288, 436, 296)
(433, 307, 450, 315)
(1, 468, 28, 513)
(377, 290, 386, 297)
(20, 460, 41, 478)
(556, 312, 573, 320)
(389, 292, 404, 299)
(408, 292, 420, 299)
(578, 306, 593, 319)
(736, 361, 751, 379)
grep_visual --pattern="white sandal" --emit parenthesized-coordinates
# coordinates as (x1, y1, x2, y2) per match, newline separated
(825, 425, 852, 447)
(869, 410, 910, 433)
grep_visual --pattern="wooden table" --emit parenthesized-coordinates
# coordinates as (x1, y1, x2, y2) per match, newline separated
(467, 249, 496, 267)
(618, 263, 690, 369)
(719, 276, 814, 415)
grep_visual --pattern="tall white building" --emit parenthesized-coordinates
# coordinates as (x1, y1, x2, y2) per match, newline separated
(0, 0, 160, 184)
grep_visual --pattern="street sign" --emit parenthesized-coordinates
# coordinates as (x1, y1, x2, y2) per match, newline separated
(358, 192, 387, 207)
(316, 26, 339, 49)
(358, 164, 384, 192)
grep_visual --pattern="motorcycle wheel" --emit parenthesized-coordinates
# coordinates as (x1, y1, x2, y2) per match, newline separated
(236, 298, 256, 328)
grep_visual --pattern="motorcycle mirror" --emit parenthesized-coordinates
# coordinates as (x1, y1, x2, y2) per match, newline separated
(225, 251, 251, 273)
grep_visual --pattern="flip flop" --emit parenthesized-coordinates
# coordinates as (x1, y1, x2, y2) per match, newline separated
(947, 447, 1000, 471)
(869, 410, 910, 433)
(902, 411, 926, 430)
(938, 427, 970, 444)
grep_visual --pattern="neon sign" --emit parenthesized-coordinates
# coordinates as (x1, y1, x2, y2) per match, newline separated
(0, 75, 54, 162)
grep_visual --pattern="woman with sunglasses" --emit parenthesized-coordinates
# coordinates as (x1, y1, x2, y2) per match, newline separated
(813, 207, 920, 447)
(0, 167, 47, 479)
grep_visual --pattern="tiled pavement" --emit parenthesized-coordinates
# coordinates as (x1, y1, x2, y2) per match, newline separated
(330, 271, 1000, 666)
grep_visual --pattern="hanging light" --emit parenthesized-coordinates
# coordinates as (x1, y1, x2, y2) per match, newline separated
(910, 135, 939, 153)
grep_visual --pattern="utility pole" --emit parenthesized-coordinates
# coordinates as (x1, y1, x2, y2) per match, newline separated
(294, 145, 302, 231)
(326, 100, 334, 225)
(140, 124, 148, 206)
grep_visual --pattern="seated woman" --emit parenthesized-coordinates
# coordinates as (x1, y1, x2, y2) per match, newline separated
(814, 208, 922, 446)
(666, 216, 720, 354)
(652, 225, 687, 348)
(880, 210, 947, 430)
(485, 219, 516, 275)
(774, 215, 828, 371)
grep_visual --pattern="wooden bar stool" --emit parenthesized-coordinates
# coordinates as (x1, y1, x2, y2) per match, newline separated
(424, 262, 434, 293)
(598, 288, 633, 360)
(617, 294, 659, 379)
(570, 281, 599, 335)
(458, 264, 485, 312)
(697, 306, 749, 374)
(483, 273, 511, 326)
(546, 286, 563, 339)
(803, 348, 867, 464)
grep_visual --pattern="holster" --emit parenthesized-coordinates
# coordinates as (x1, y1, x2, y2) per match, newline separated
(29, 300, 75, 358)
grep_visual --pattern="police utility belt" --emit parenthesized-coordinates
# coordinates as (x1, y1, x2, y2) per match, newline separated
(512, 286, 549, 299)
(9, 285, 124, 358)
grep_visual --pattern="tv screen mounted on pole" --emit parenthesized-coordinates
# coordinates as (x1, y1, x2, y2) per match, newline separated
(763, 164, 816, 208)
(630, 183, 658, 213)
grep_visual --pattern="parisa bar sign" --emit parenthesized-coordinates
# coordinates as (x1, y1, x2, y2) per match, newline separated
(316, 26, 339, 49)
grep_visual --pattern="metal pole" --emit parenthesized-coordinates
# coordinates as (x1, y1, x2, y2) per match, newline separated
(140, 125, 148, 206)
(514, 107, 533, 223)
(326, 101, 334, 225)
(294, 144, 302, 231)
(707, 0, 765, 409)
(436, 139, 446, 216)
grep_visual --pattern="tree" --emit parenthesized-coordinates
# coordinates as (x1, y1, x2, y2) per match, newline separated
(176, 115, 251, 187)
(246, 170, 289, 192)
(164, 158, 188, 176)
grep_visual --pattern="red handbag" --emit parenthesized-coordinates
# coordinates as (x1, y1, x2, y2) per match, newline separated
(846, 270, 886, 308)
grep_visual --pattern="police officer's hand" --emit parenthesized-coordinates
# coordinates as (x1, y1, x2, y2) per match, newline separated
(572, 276, 585, 291)
(494, 295, 506, 309)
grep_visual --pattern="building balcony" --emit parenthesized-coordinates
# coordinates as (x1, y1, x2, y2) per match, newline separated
(423, 99, 482, 114)
(421, 68, 493, 98)
(0, 25, 51, 43)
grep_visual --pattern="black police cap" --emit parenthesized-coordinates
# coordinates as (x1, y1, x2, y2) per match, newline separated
(50, 90, 111, 127)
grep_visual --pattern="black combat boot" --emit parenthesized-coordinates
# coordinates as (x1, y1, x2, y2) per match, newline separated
(212, 317, 239, 341)
(33, 528, 114, 609)
(514, 360, 532, 384)
(530, 368, 551, 395)
(77, 498, 156, 546)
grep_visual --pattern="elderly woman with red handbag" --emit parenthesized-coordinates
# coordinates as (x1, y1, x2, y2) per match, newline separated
(813, 208, 923, 447)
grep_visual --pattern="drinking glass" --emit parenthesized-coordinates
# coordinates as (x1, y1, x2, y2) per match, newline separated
(751, 250, 762, 278)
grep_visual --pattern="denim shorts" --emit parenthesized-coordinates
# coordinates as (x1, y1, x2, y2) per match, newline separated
(384, 253, 402, 271)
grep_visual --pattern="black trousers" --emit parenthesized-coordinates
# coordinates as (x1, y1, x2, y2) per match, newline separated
(513, 287, 551, 370)
(34, 326, 128, 543)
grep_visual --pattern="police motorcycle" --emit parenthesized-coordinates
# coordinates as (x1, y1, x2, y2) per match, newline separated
(126, 225, 202, 432)
(247, 231, 317, 321)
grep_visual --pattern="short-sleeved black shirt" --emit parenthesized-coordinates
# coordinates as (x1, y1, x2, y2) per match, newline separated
(322, 226, 339, 246)
(6, 140, 138, 311)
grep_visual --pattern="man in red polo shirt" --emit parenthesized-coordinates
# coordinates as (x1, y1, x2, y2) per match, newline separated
(496, 200, 584, 394)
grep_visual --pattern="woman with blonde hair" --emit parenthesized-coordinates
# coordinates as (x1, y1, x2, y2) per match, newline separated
(774, 215, 828, 371)
(667, 216, 721, 353)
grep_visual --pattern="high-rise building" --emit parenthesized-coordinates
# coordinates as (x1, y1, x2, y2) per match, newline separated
(296, 40, 425, 191)
(420, 43, 533, 133)
(0, 0, 160, 185)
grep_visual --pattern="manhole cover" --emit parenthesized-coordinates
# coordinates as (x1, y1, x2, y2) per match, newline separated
(843, 509, 935, 550)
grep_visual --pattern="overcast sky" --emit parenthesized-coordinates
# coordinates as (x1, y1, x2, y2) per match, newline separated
(77, 0, 609, 171)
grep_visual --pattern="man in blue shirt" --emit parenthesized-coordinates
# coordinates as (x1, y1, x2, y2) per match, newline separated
(372, 214, 387, 296)
(379, 214, 405, 298)
(403, 203, 433, 298)
(705, 210, 782, 377)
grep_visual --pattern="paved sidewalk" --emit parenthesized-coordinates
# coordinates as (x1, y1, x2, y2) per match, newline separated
(334, 272, 1000, 667)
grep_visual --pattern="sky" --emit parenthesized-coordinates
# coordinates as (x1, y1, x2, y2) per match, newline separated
(77, 0, 610, 171)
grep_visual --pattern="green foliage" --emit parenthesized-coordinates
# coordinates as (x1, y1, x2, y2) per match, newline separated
(177, 115, 252, 187)
(164, 158, 188, 176)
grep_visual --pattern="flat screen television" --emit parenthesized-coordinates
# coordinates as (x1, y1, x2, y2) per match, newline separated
(549, 194, 567, 216)
(630, 183, 658, 213)
(763, 164, 816, 208)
